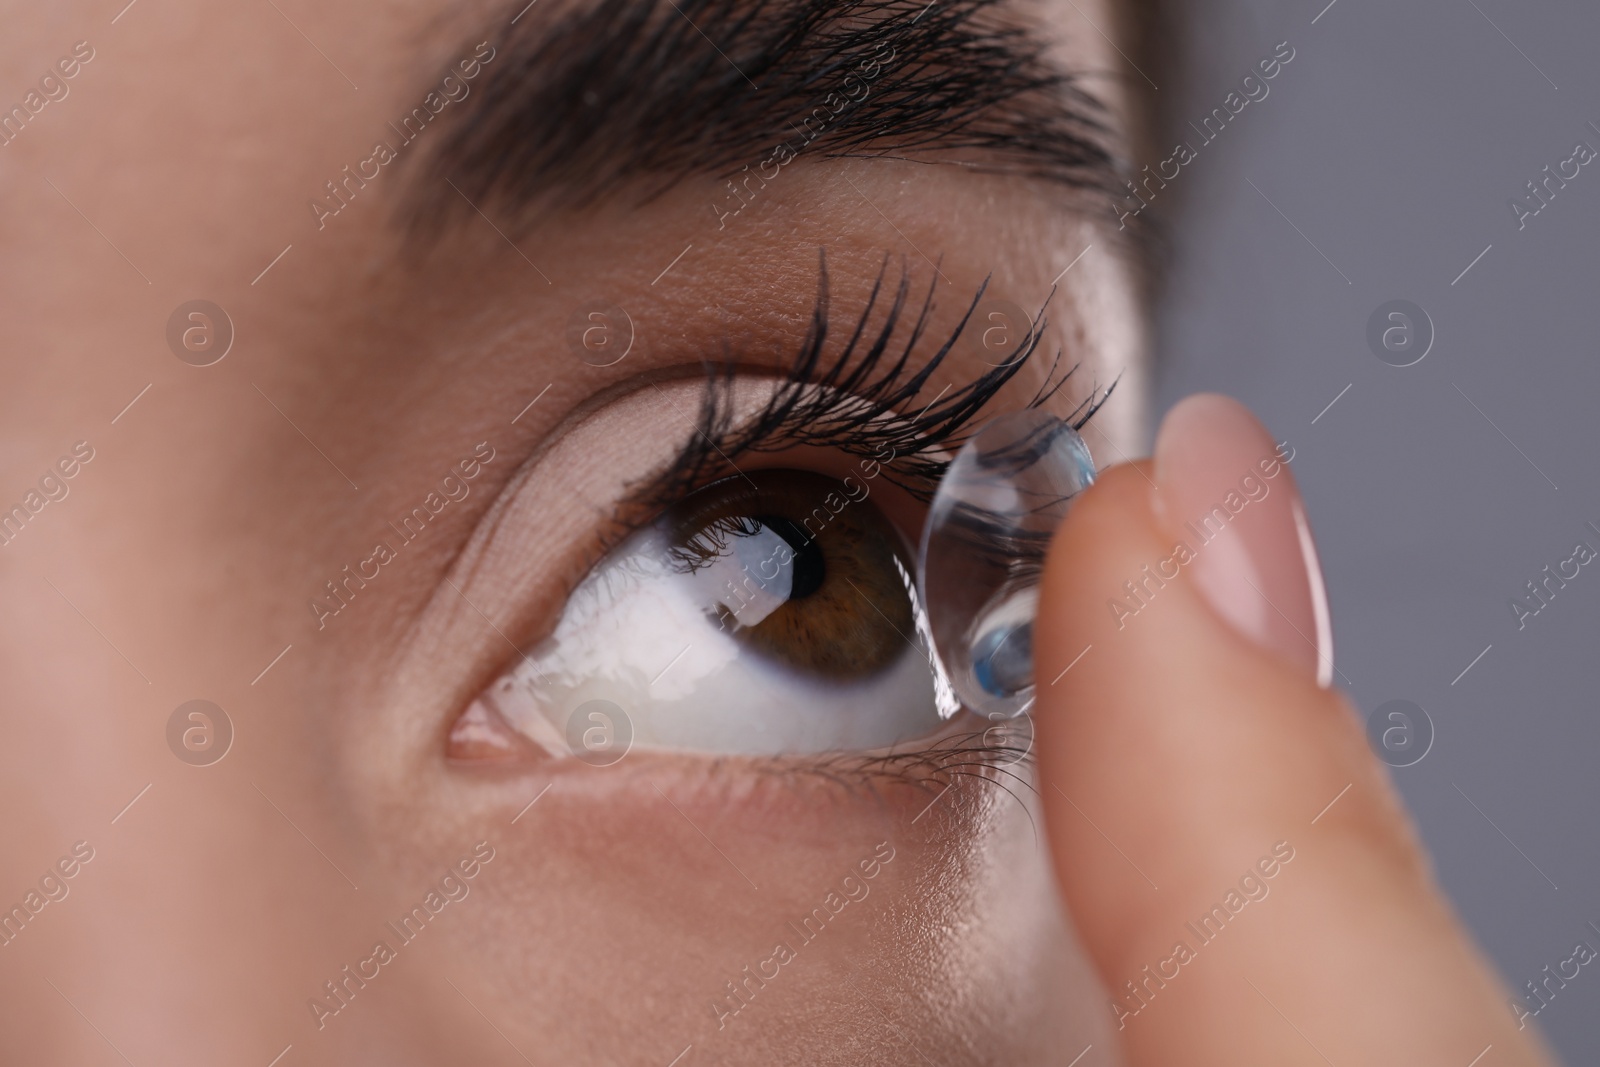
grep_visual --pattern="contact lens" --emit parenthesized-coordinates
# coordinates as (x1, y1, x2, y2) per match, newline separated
(917, 409, 1096, 719)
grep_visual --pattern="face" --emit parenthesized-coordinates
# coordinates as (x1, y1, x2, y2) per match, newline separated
(0, 0, 1145, 1062)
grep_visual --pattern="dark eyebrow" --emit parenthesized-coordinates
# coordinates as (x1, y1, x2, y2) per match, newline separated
(404, 0, 1126, 236)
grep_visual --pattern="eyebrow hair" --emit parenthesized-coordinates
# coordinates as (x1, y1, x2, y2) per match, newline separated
(404, 0, 1126, 236)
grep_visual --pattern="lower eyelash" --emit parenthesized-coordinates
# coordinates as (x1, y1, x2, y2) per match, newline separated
(628, 249, 1114, 513)
(761, 725, 1039, 815)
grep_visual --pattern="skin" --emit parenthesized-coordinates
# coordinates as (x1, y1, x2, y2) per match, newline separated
(1, 2, 1546, 1065)
(1036, 405, 1558, 1067)
(0, 0, 1141, 1064)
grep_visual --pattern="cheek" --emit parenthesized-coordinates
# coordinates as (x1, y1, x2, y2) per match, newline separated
(428, 757, 1113, 1061)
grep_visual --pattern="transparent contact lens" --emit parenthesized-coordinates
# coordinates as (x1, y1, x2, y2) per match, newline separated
(917, 409, 1096, 719)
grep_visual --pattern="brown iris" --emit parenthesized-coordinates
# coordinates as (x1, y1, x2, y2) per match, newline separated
(663, 469, 915, 678)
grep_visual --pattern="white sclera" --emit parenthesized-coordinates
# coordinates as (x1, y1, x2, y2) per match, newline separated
(916, 409, 1096, 718)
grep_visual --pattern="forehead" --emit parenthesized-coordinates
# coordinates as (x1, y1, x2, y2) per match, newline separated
(0, 0, 1141, 453)
(0, 0, 1131, 221)
(410, 0, 1124, 226)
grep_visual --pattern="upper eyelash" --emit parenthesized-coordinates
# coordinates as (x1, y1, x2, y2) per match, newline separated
(537, 259, 1091, 784)
(628, 249, 1114, 514)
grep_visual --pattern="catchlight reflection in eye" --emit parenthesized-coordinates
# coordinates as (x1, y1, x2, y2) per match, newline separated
(472, 470, 958, 758)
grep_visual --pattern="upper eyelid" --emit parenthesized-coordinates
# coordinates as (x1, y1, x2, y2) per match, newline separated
(623, 251, 1105, 518)
(386, 263, 1104, 712)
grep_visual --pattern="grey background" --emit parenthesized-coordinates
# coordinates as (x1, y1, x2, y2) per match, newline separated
(1152, 0, 1600, 1059)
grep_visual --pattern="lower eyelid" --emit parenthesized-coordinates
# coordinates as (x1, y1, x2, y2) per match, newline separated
(492, 712, 1031, 827)
(773, 717, 1034, 794)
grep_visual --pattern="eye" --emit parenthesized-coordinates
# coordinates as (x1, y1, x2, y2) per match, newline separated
(454, 466, 959, 759)
(672, 469, 917, 677)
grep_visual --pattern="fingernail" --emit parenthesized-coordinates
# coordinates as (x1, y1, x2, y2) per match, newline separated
(1153, 394, 1333, 685)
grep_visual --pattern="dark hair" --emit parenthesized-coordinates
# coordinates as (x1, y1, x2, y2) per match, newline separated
(1110, 0, 1180, 291)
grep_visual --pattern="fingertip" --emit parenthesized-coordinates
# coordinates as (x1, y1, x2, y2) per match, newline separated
(1030, 446, 1552, 1067)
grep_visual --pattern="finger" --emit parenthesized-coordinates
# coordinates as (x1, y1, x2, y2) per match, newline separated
(1035, 394, 1554, 1067)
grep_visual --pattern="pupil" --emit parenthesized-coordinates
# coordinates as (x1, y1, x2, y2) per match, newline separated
(755, 515, 825, 600)
(668, 468, 913, 678)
